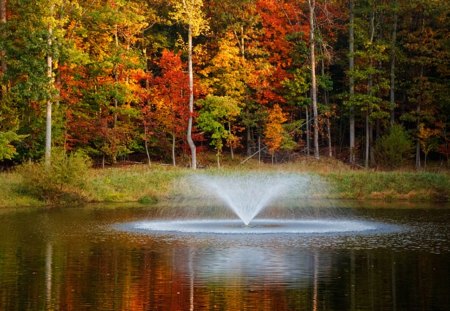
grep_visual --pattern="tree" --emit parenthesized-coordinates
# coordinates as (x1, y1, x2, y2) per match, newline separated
(264, 104, 287, 163)
(197, 95, 240, 167)
(170, 0, 208, 169)
(389, 0, 398, 126)
(308, 0, 319, 159)
(398, 0, 450, 169)
(417, 123, 440, 168)
(44, 1, 56, 165)
(63, 0, 147, 165)
(283, 68, 310, 155)
(0, 0, 6, 91)
(348, 0, 356, 164)
(151, 50, 189, 166)
(1, 0, 65, 161)
(374, 124, 412, 168)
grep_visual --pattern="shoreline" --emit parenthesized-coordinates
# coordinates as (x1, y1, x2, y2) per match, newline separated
(1, 160, 449, 208)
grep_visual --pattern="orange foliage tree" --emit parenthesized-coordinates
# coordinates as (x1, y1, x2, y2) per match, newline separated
(264, 104, 287, 161)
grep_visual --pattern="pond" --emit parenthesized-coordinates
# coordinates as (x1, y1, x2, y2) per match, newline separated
(0, 201, 449, 311)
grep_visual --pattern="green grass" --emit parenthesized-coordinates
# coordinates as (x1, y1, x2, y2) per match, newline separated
(1, 157, 449, 208)
(0, 172, 43, 207)
(84, 165, 189, 203)
(326, 171, 450, 201)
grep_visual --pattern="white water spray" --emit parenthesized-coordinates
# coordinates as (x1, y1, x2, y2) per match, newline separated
(194, 173, 310, 225)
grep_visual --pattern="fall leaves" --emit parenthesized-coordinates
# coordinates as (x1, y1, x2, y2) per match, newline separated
(0, 0, 448, 167)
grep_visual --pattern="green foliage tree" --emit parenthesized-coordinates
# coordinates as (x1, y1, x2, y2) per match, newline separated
(0, 131, 24, 161)
(197, 95, 240, 167)
(374, 124, 413, 168)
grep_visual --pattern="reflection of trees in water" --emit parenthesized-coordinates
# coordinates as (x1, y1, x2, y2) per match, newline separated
(1, 209, 450, 310)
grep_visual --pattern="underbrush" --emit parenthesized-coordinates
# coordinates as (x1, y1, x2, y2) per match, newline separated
(16, 150, 91, 204)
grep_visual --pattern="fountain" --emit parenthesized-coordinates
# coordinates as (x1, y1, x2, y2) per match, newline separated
(194, 173, 304, 225)
(119, 173, 399, 235)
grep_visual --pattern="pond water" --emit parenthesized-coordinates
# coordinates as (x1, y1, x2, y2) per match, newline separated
(0, 201, 449, 311)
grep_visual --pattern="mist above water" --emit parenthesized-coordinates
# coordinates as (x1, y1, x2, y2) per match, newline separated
(192, 173, 312, 225)
(117, 172, 402, 236)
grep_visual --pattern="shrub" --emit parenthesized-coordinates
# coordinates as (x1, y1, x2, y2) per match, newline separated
(16, 149, 92, 203)
(374, 125, 413, 168)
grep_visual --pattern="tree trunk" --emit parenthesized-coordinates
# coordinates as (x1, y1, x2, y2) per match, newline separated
(0, 0, 6, 84)
(113, 25, 119, 127)
(144, 77, 151, 166)
(110, 24, 119, 165)
(415, 102, 421, 169)
(144, 134, 151, 166)
(365, 10, 375, 169)
(415, 138, 421, 169)
(228, 122, 234, 159)
(258, 135, 261, 164)
(45, 8, 53, 166)
(306, 107, 310, 156)
(321, 59, 332, 158)
(389, 4, 398, 126)
(172, 132, 176, 166)
(365, 111, 369, 168)
(369, 123, 375, 166)
(349, 0, 355, 164)
(186, 24, 197, 169)
(327, 118, 332, 157)
(415, 65, 423, 170)
(308, 0, 319, 159)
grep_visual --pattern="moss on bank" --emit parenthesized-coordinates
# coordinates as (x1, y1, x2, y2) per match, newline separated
(0, 159, 449, 208)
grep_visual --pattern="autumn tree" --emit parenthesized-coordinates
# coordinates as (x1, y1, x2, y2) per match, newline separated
(151, 50, 189, 166)
(264, 104, 287, 163)
(62, 0, 147, 165)
(398, 0, 450, 169)
(170, 0, 208, 169)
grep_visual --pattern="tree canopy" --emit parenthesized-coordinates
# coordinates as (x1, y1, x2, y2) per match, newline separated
(0, 0, 448, 168)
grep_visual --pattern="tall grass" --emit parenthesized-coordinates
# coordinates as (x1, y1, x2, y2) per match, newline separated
(0, 172, 43, 207)
(326, 171, 450, 201)
(85, 165, 189, 203)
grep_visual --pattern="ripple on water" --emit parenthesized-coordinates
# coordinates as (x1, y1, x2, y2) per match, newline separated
(116, 218, 401, 235)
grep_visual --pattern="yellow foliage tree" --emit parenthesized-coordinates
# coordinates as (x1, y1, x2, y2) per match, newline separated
(418, 123, 441, 168)
(264, 104, 287, 159)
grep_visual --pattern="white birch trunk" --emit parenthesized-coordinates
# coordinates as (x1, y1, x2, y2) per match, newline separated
(187, 24, 197, 169)
(45, 9, 53, 165)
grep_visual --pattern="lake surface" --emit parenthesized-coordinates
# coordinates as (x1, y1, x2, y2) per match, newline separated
(0, 201, 449, 310)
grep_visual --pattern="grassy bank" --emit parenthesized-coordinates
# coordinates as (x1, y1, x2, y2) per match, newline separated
(325, 171, 450, 201)
(1, 158, 449, 208)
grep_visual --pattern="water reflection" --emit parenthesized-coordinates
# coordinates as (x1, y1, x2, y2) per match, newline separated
(0, 206, 449, 310)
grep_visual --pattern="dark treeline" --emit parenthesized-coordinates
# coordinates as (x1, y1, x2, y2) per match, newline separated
(0, 0, 448, 168)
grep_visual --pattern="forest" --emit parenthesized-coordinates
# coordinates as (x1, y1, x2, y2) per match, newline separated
(0, 0, 449, 169)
